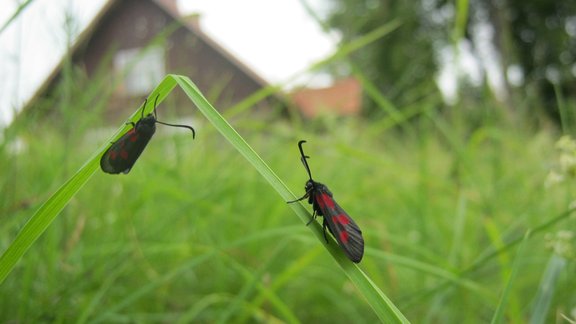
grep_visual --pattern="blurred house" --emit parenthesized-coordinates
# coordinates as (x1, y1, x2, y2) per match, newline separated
(25, 0, 279, 120)
(290, 78, 362, 118)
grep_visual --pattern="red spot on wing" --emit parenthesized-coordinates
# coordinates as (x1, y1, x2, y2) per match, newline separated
(129, 133, 139, 142)
(317, 193, 335, 210)
(110, 151, 117, 160)
(339, 231, 349, 243)
(120, 150, 129, 159)
(334, 214, 350, 226)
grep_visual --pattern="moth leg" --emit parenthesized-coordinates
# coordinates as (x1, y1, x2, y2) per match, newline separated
(287, 191, 310, 203)
(321, 218, 329, 243)
(287, 196, 306, 203)
(306, 208, 317, 226)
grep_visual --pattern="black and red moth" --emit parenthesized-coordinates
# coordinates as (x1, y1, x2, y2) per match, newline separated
(288, 140, 364, 263)
(100, 95, 195, 174)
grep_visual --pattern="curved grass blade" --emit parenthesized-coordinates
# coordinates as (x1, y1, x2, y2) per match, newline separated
(170, 74, 410, 323)
(490, 232, 529, 324)
(0, 74, 409, 323)
(0, 88, 174, 284)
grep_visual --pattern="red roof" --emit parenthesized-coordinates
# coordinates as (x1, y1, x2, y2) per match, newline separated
(291, 78, 362, 117)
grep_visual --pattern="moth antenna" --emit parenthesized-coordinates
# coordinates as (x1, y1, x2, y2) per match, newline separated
(140, 98, 148, 119)
(297, 140, 313, 181)
(155, 120, 196, 139)
(152, 94, 160, 119)
(154, 95, 195, 137)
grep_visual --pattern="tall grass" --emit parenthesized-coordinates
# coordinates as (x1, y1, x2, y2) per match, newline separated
(1, 72, 575, 321)
(1, 4, 576, 321)
(0, 75, 408, 322)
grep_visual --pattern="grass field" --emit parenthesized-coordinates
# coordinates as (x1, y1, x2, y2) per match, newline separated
(1, 76, 575, 323)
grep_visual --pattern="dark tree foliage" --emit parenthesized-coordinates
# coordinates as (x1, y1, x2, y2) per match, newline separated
(326, 0, 443, 114)
(509, 0, 576, 120)
(475, 0, 576, 119)
(507, 1, 575, 83)
(326, 0, 576, 118)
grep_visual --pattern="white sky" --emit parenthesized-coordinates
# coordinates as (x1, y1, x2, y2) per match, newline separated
(179, 0, 336, 84)
(0, 0, 337, 125)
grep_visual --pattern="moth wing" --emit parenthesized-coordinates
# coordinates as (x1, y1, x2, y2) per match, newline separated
(100, 129, 153, 174)
(315, 192, 364, 263)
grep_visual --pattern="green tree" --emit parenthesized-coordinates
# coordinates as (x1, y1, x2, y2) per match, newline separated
(325, 0, 576, 119)
(466, 0, 576, 118)
(326, 0, 443, 114)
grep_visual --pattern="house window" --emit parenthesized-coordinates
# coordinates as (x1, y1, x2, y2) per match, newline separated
(114, 46, 165, 96)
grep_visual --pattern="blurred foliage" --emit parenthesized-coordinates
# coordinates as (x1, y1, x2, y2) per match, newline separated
(504, 0, 576, 82)
(325, 0, 442, 114)
(324, 0, 576, 120)
(2, 1, 576, 322)
(2, 103, 576, 321)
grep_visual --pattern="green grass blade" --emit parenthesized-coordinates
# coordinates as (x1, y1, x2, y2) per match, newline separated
(91, 227, 305, 322)
(490, 231, 529, 324)
(170, 74, 410, 323)
(241, 246, 323, 322)
(0, 86, 175, 285)
(467, 207, 576, 274)
(529, 254, 567, 324)
(1, 74, 409, 323)
(453, 0, 469, 42)
(216, 242, 299, 323)
(0, 152, 99, 284)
